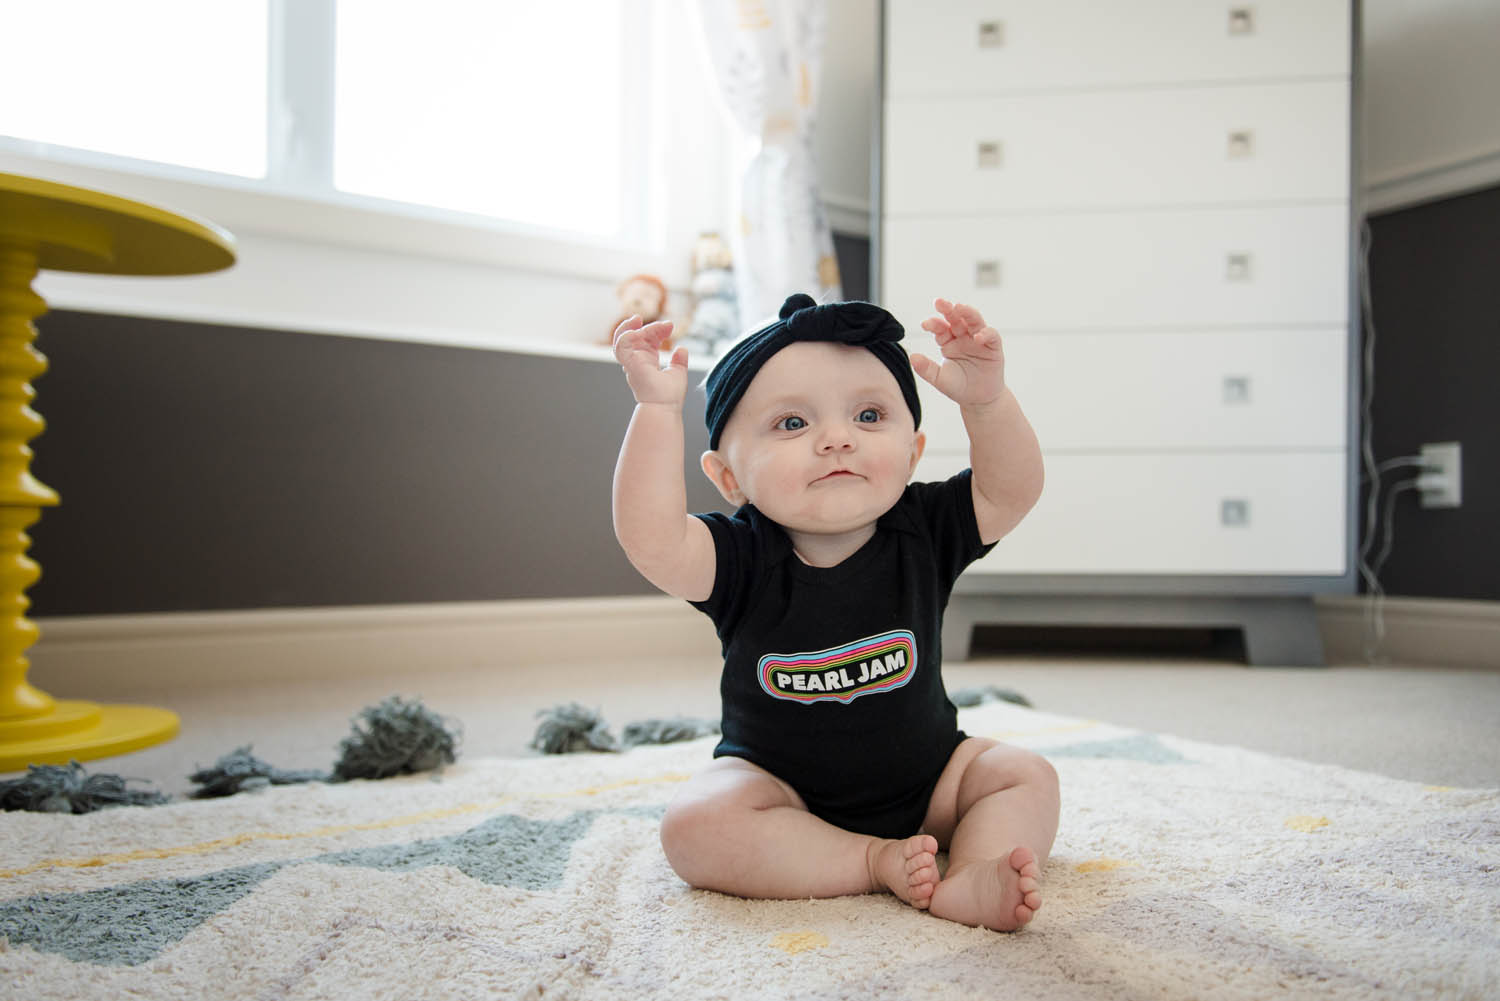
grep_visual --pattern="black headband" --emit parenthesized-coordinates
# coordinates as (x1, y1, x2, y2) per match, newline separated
(704, 293, 921, 450)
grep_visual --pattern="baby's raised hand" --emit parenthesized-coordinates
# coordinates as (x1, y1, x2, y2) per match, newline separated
(912, 298, 1007, 407)
(614, 315, 687, 406)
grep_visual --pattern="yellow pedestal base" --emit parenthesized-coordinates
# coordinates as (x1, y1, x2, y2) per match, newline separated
(0, 171, 233, 775)
(0, 701, 180, 772)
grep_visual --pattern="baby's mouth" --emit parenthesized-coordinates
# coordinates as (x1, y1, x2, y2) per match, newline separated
(813, 470, 860, 484)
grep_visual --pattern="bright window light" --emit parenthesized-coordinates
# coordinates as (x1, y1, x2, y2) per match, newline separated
(333, 1, 626, 238)
(0, 0, 268, 178)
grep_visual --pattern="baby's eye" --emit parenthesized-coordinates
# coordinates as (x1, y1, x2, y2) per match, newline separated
(856, 408, 883, 424)
(776, 415, 807, 431)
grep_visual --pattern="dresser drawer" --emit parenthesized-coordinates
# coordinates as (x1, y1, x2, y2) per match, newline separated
(907, 327, 1348, 451)
(882, 205, 1350, 331)
(916, 450, 1348, 575)
(886, 0, 1351, 97)
(884, 81, 1350, 212)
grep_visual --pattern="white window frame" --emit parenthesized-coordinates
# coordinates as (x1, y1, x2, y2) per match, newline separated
(0, 0, 730, 353)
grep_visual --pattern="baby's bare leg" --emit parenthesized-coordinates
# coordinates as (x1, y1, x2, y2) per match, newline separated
(661, 757, 940, 906)
(922, 739, 1060, 932)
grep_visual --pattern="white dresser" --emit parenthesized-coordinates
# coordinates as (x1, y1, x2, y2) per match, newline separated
(877, 0, 1357, 664)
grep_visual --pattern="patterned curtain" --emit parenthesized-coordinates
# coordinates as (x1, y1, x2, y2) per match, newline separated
(695, 0, 843, 336)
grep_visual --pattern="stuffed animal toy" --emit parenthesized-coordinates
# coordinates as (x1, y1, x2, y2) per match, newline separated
(609, 273, 670, 347)
(684, 232, 739, 355)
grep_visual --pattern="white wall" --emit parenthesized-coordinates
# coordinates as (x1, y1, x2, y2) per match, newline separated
(816, 0, 878, 236)
(1360, 0, 1500, 212)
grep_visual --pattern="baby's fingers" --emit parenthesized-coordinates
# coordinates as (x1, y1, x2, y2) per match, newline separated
(921, 316, 954, 343)
(612, 313, 644, 346)
(909, 352, 940, 387)
(934, 298, 990, 339)
(614, 317, 673, 361)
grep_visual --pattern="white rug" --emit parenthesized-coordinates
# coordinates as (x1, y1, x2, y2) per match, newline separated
(2, 701, 1496, 1000)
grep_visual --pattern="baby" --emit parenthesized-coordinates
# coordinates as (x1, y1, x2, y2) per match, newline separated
(612, 292, 1059, 931)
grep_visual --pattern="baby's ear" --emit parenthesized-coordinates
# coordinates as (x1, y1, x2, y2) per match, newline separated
(907, 431, 927, 479)
(701, 451, 746, 505)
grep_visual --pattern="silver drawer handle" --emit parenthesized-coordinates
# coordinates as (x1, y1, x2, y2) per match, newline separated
(1228, 131, 1255, 159)
(1225, 253, 1253, 281)
(1221, 499, 1251, 527)
(978, 20, 1005, 48)
(1228, 7, 1255, 36)
(1222, 376, 1251, 404)
(975, 260, 1002, 288)
(977, 140, 1004, 168)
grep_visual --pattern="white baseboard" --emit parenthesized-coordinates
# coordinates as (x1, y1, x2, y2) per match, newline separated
(1316, 595, 1500, 670)
(29, 597, 724, 696)
(26, 594, 1495, 698)
(1363, 144, 1500, 215)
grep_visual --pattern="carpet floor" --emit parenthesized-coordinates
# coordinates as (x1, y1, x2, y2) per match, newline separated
(2, 700, 1496, 1000)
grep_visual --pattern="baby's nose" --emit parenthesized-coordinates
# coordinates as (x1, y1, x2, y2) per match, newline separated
(817, 428, 855, 452)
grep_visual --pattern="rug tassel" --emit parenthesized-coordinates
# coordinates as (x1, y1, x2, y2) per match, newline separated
(188, 746, 329, 798)
(949, 686, 1033, 709)
(530, 704, 720, 754)
(0, 761, 170, 813)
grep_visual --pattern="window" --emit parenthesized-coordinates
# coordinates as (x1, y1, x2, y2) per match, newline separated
(0, 0, 268, 178)
(335, 2, 637, 238)
(0, 0, 728, 348)
(0, 0, 650, 244)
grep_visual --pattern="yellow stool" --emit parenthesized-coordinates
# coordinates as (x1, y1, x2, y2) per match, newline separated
(0, 171, 235, 771)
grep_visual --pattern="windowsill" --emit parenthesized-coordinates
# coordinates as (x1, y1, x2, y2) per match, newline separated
(0, 147, 679, 285)
(43, 298, 720, 372)
(8, 138, 732, 358)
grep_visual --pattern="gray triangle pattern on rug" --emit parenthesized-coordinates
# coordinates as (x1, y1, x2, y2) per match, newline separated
(0, 805, 662, 967)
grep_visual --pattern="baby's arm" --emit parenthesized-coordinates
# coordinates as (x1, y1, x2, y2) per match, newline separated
(611, 315, 717, 601)
(912, 299, 1044, 545)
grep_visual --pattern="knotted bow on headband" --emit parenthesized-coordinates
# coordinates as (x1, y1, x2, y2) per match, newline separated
(704, 293, 922, 450)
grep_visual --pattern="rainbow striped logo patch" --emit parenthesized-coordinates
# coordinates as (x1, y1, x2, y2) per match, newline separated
(757, 630, 918, 705)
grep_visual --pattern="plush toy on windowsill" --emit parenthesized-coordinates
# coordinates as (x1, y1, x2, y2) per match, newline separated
(607, 273, 671, 348)
(680, 231, 738, 358)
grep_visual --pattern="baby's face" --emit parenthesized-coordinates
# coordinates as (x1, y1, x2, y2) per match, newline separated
(708, 341, 925, 537)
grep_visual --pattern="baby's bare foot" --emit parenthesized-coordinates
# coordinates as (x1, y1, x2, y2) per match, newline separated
(928, 845, 1041, 932)
(867, 834, 940, 909)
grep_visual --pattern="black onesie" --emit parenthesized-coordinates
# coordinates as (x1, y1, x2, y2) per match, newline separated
(691, 469, 996, 838)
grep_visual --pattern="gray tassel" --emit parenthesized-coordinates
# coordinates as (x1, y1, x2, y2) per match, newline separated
(950, 685, 1033, 708)
(332, 696, 461, 780)
(530, 703, 618, 754)
(0, 761, 169, 814)
(189, 746, 328, 798)
(621, 716, 720, 747)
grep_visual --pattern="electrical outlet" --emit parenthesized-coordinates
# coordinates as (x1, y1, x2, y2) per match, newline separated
(1418, 441, 1462, 509)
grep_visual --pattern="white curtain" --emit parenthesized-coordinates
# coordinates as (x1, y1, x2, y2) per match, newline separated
(695, 0, 843, 334)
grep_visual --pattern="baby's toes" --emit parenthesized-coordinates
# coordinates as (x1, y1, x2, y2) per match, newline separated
(907, 870, 937, 908)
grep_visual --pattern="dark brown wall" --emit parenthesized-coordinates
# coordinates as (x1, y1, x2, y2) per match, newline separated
(1364, 183, 1500, 600)
(28, 312, 725, 615)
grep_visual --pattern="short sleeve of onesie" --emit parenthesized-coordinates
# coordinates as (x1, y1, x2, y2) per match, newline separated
(692, 469, 992, 639)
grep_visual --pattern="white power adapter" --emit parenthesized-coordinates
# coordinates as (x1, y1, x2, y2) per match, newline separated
(1417, 442, 1462, 509)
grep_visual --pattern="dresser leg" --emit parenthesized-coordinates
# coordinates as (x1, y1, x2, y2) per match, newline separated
(942, 604, 978, 661)
(1239, 598, 1326, 667)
